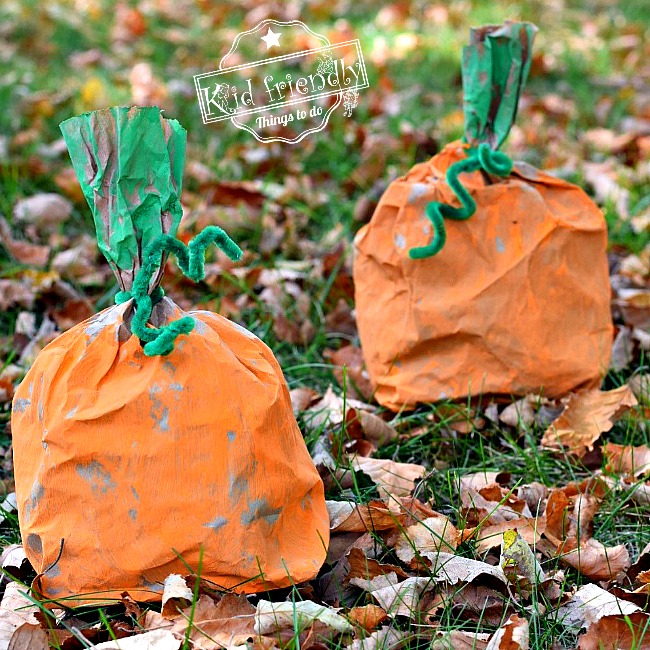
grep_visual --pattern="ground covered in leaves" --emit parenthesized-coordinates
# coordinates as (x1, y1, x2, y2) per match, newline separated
(1, 0, 650, 649)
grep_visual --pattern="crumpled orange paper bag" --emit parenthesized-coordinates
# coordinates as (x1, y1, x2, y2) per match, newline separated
(12, 107, 329, 604)
(353, 24, 613, 411)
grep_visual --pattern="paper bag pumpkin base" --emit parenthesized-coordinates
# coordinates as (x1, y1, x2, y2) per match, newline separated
(12, 298, 329, 604)
(354, 142, 613, 411)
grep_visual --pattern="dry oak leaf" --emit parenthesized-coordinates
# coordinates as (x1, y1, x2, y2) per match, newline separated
(13, 193, 72, 228)
(91, 630, 180, 650)
(557, 583, 642, 629)
(461, 517, 545, 553)
(345, 604, 387, 632)
(349, 572, 401, 595)
(346, 409, 399, 448)
(567, 493, 600, 541)
(306, 386, 374, 431)
(5, 623, 47, 650)
(605, 442, 650, 477)
(543, 486, 603, 545)
(577, 612, 650, 650)
(161, 574, 193, 619)
(289, 387, 319, 414)
(346, 625, 408, 650)
(459, 472, 511, 493)
(461, 482, 532, 528)
(362, 577, 432, 619)
(424, 553, 507, 587)
(485, 614, 529, 650)
(447, 583, 509, 627)
(346, 547, 408, 582)
(559, 537, 630, 581)
(499, 396, 537, 428)
(349, 456, 427, 498)
(143, 593, 258, 650)
(0, 582, 40, 650)
(430, 629, 490, 649)
(324, 345, 373, 401)
(541, 386, 637, 457)
(392, 516, 458, 565)
(0, 217, 49, 267)
(255, 600, 353, 635)
(517, 481, 548, 515)
(327, 500, 405, 533)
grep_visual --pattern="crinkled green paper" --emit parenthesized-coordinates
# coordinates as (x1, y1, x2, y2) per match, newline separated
(60, 106, 186, 290)
(462, 21, 537, 150)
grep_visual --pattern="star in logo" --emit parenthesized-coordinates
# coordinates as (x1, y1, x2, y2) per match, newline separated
(261, 27, 281, 49)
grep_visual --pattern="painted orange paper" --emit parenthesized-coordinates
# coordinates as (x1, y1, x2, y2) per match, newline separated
(12, 298, 329, 604)
(353, 141, 613, 411)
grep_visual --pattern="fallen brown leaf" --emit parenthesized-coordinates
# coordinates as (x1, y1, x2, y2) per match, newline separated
(289, 387, 320, 414)
(421, 553, 507, 587)
(567, 493, 600, 540)
(541, 386, 637, 457)
(144, 593, 258, 650)
(356, 576, 431, 619)
(448, 583, 509, 627)
(559, 538, 630, 581)
(430, 629, 490, 649)
(161, 575, 193, 619)
(0, 280, 35, 311)
(462, 517, 545, 553)
(391, 516, 458, 564)
(605, 442, 650, 477)
(345, 605, 387, 632)
(577, 612, 650, 650)
(13, 193, 72, 229)
(324, 345, 373, 401)
(91, 630, 179, 650)
(346, 409, 399, 449)
(499, 396, 537, 428)
(0, 582, 40, 650)
(6, 623, 47, 650)
(324, 299, 357, 337)
(306, 386, 374, 431)
(346, 625, 408, 650)
(346, 548, 407, 582)
(557, 583, 641, 629)
(460, 472, 511, 493)
(254, 600, 353, 635)
(485, 614, 529, 650)
(461, 481, 532, 528)
(0, 217, 49, 267)
(327, 500, 405, 533)
(349, 456, 427, 498)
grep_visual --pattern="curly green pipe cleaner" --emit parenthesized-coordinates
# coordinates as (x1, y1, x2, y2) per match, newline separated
(408, 143, 513, 259)
(115, 226, 243, 356)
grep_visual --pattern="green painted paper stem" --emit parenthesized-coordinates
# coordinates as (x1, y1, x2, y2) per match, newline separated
(462, 21, 537, 149)
(60, 106, 186, 292)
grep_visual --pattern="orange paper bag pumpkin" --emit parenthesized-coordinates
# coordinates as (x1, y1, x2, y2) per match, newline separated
(353, 23, 613, 411)
(12, 106, 329, 604)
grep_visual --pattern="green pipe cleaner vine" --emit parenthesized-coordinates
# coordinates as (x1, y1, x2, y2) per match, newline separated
(409, 143, 513, 259)
(115, 226, 243, 356)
